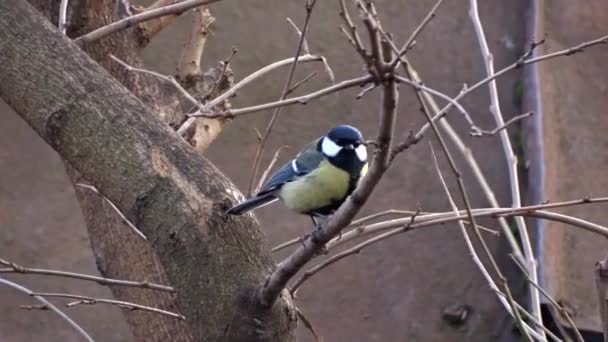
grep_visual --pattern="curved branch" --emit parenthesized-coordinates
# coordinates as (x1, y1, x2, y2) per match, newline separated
(0, 277, 95, 342)
(177, 54, 325, 134)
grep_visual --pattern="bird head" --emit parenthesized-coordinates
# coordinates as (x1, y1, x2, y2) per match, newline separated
(320, 125, 368, 164)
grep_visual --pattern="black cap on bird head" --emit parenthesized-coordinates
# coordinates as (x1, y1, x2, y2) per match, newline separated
(327, 125, 363, 146)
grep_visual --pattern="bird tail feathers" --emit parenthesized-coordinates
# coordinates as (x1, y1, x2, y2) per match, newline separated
(226, 193, 278, 215)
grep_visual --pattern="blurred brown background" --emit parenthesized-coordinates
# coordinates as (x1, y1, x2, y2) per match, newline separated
(2, 0, 608, 341)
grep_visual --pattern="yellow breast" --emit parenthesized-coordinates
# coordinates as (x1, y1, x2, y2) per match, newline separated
(279, 160, 351, 213)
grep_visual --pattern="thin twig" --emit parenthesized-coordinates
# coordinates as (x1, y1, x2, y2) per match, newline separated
(287, 17, 311, 55)
(469, 0, 542, 335)
(471, 111, 534, 137)
(0, 277, 95, 342)
(74, 0, 223, 46)
(290, 208, 421, 293)
(287, 72, 317, 95)
(246, 0, 318, 196)
(427, 146, 532, 341)
(408, 34, 608, 148)
(110, 54, 203, 111)
(328, 197, 608, 252)
(177, 54, 325, 134)
(0, 258, 174, 292)
(393, 0, 444, 64)
(396, 60, 527, 269)
(296, 308, 321, 342)
(339, 0, 368, 62)
(76, 183, 148, 241)
(510, 255, 584, 342)
(273, 209, 500, 253)
(32, 293, 185, 320)
(393, 75, 477, 131)
(255, 146, 288, 194)
(58, 0, 69, 34)
(205, 47, 238, 100)
(189, 76, 372, 118)
(298, 207, 608, 298)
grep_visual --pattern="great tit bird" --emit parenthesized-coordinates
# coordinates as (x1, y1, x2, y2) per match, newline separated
(226, 125, 368, 225)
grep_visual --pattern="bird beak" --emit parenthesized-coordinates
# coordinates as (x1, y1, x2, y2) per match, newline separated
(345, 144, 354, 150)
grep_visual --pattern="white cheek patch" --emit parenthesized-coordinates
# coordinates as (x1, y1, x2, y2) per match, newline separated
(321, 137, 342, 157)
(355, 144, 368, 161)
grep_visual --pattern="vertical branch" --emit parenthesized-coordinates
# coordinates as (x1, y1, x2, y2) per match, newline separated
(246, 0, 318, 195)
(58, 0, 69, 34)
(596, 258, 608, 342)
(177, 7, 215, 82)
(402, 61, 526, 263)
(468, 0, 543, 336)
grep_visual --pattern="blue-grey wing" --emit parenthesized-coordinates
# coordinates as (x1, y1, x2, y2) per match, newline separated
(258, 161, 299, 194)
(258, 138, 324, 194)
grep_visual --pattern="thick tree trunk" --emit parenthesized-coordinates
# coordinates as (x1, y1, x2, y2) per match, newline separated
(0, 2, 297, 341)
(27, 1, 200, 341)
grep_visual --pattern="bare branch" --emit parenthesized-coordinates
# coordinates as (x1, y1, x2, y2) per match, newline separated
(339, 0, 367, 62)
(469, 0, 542, 334)
(189, 75, 373, 118)
(393, 0, 444, 63)
(110, 54, 203, 112)
(76, 183, 148, 241)
(138, 0, 200, 43)
(429, 144, 532, 341)
(510, 255, 584, 342)
(58, 0, 69, 34)
(177, 7, 215, 81)
(205, 47, 238, 100)
(247, 0, 319, 195)
(31, 292, 185, 320)
(290, 208, 421, 293)
(394, 75, 477, 131)
(328, 197, 608, 251)
(177, 54, 326, 134)
(0, 258, 174, 292)
(74, 0, 223, 46)
(408, 34, 608, 147)
(273, 209, 419, 253)
(471, 111, 533, 137)
(287, 72, 317, 95)
(595, 257, 608, 342)
(287, 17, 311, 55)
(0, 277, 95, 342)
(296, 308, 321, 342)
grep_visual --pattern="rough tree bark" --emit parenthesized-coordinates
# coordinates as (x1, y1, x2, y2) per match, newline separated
(26, 1, 208, 340)
(0, 2, 297, 341)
